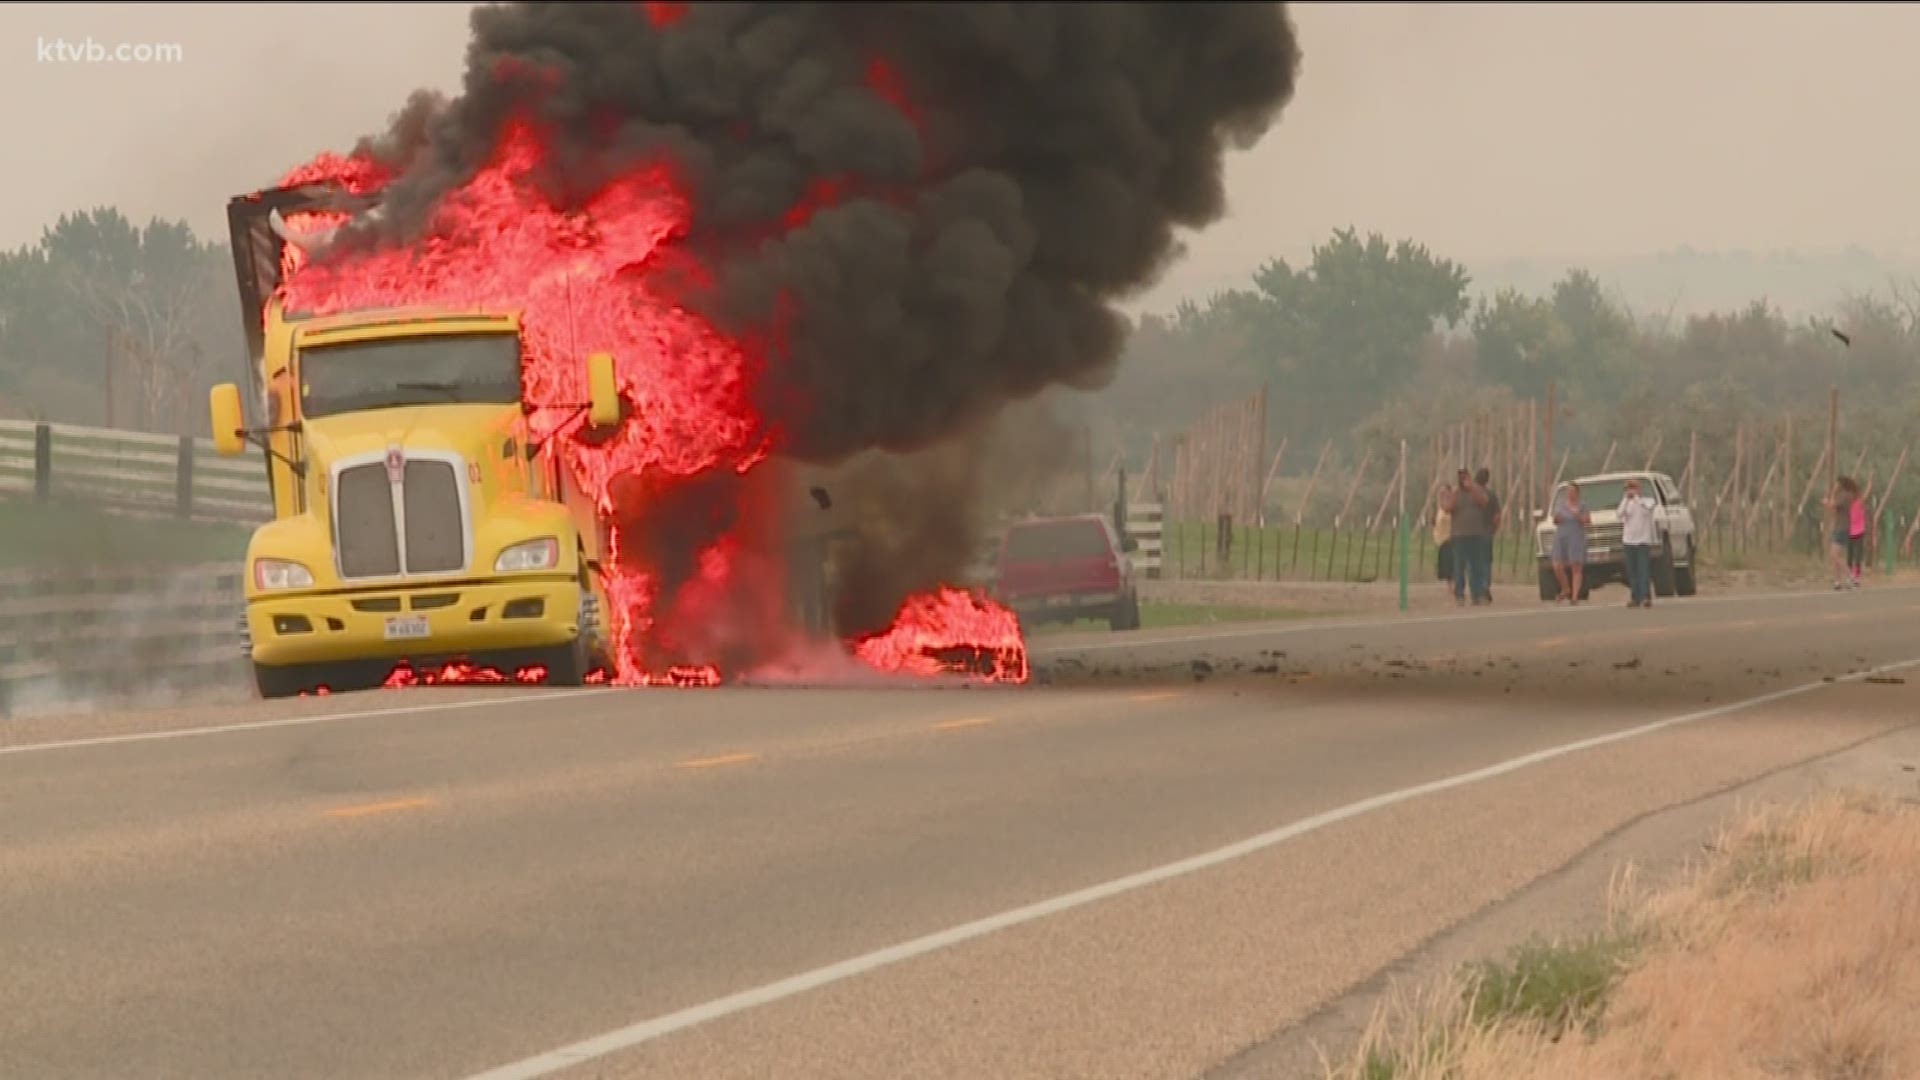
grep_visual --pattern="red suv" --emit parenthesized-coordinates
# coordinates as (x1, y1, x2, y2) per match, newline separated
(992, 514, 1141, 631)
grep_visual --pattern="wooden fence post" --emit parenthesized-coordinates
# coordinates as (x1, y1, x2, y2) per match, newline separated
(175, 436, 195, 519)
(1295, 440, 1331, 527)
(33, 423, 51, 503)
(1333, 447, 1373, 529)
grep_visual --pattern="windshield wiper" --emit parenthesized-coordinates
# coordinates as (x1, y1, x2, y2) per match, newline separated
(397, 380, 463, 397)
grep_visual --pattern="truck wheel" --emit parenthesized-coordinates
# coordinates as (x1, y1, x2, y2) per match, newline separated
(1537, 562, 1558, 601)
(253, 662, 353, 699)
(1653, 538, 1678, 597)
(1109, 592, 1141, 632)
(541, 637, 593, 687)
(253, 663, 308, 700)
(1675, 539, 1698, 596)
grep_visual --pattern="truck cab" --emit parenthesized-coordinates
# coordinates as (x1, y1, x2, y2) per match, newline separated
(1534, 470, 1698, 601)
(209, 185, 622, 697)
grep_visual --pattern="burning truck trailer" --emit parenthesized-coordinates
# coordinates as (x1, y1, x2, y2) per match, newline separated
(210, 177, 1027, 697)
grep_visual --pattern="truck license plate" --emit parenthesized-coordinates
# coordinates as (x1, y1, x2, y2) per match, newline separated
(384, 615, 431, 641)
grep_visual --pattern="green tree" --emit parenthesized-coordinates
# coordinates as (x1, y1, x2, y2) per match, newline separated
(1251, 228, 1471, 443)
(1470, 287, 1567, 398)
(0, 208, 238, 434)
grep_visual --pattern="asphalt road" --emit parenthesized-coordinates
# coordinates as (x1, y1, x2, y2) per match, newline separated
(4, 583, 1919, 1080)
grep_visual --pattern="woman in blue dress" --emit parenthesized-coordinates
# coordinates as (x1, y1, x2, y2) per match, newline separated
(1550, 481, 1592, 603)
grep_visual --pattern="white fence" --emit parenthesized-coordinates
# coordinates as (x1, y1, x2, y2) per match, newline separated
(0, 418, 272, 524)
(1126, 501, 1164, 578)
(0, 563, 245, 716)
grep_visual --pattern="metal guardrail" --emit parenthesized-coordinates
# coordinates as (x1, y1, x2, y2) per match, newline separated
(0, 418, 271, 524)
(0, 563, 245, 716)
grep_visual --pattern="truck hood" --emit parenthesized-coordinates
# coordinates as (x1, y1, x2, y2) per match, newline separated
(1538, 506, 1621, 531)
(302, 404, 525, 473)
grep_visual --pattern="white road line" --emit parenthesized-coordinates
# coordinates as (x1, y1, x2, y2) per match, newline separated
(460, 655, 1920, 1080)
(0, 689, 615, 758)
(1034, 582, 1920, 656)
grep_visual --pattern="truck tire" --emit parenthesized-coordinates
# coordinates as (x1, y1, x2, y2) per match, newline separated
(1109, 592, 1141, 632)
(1652, 537, 1678, 598)
(1675, 538, 1698, 596)
(253, 663, 308, 700)
(541, 636, 594, 687)
(1538, 562, 1558, 601)
(253, 662, 356, 699)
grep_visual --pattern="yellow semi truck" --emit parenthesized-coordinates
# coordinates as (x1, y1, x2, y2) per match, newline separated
(209, 183, 622, 698)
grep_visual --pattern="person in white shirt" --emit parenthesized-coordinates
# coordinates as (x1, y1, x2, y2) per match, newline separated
(1618, 477, 1659, 608)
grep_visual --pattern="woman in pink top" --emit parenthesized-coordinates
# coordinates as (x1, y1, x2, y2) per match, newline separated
(1846, 478, 1869, 587)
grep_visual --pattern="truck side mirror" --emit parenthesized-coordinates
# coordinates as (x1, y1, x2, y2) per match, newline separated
(586, 352, 622, 429)
(210, 383, 246, 456)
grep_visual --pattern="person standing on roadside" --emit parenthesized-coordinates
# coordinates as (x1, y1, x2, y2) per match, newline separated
(1446, 467, 1493, 605)
(1549, 481, 1592, 603)
(1433, 479, 1456, 594)
(1476, 466, 1501, 604)
(1824, 477, 1859, 590)
(1618, 476, 1658, 608)
(1847, 477, 1869, 588)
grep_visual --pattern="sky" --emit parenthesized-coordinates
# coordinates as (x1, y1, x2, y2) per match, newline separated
(8, 2, 1920, 316)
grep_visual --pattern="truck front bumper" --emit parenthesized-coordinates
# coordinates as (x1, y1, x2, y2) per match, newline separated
(246, 575, 587, 668)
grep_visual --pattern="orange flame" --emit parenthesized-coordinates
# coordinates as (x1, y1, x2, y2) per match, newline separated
(276, 122, 761, 686)
(274, 97, 1026, 689)
(854, 587, 1028, 684)
(383, 660, 554, 688)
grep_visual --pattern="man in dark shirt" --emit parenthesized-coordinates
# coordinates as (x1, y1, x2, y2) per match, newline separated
(1474, 467, 1500, 604)
(1445, 468, 1492, 605)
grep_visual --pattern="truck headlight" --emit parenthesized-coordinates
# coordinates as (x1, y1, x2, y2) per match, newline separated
(254, 559, 315, 591)
(495, 537, 560, 573)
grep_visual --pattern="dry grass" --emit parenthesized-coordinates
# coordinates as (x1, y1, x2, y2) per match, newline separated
(1320, 790, 1920, 1080)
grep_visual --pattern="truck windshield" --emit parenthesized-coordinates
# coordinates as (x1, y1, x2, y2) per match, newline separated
(1562, 479, 1631, 508)
(297, 333, 521, 418)
(1004, 520, 1111, 563)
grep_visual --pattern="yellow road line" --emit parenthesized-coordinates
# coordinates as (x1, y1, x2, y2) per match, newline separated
(1129, 690, 1186, 703)
(934, 717, 996, 731)
(326, 796, 435, 820)
(676, 752, 758, 770)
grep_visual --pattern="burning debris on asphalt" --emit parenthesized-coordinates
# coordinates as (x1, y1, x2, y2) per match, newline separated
(269, 2, 1300, 687)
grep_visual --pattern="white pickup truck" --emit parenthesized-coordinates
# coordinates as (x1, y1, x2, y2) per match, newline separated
(1534, 470, 1699, 601)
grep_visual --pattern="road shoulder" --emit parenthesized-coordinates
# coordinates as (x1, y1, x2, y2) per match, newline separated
(1204, 720, 1920, 1080)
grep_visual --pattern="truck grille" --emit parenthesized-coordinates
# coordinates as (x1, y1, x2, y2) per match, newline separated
(403, 460, 465, 573)
(337, 464, 401, 578)
(334, 455, 468, 579)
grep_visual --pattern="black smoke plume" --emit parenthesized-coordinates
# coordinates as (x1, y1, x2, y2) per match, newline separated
(328, 2, 1300, 644)
(344, 2, 1299, 460)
